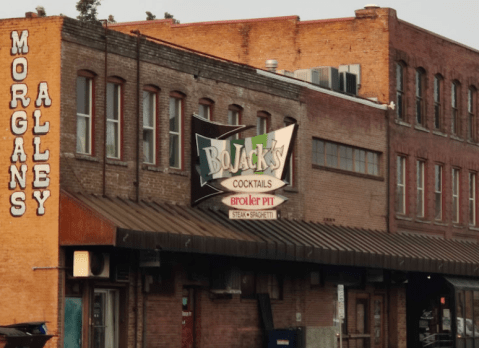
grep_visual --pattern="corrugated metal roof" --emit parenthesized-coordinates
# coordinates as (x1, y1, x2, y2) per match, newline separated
(61, 191, 479, 276)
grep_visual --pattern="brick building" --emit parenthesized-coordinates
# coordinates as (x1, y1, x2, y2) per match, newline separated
(1, 8, 479, 348)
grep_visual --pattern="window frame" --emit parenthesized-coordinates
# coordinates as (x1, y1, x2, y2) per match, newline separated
(434, 75, 442, 130)
(396, 156, 406, 215)
(470, 172, 476, 226)
(256, 111, 270, 135)
(142, 86, 159, 165)
(169, 91, 185, 170)
(284, 117, 297, 187)
(468, 87, 476, 141)
(227, 104, 242, 140)
(415, 68, 426, 126)
(452, 81, 460, 135)
(106, 78, 123, 160)
(452, 168, 460, 223)
(76, 71, 95, 156)
(198, 98, 214, 121)
(396, 62, 406, 120)
(417, 160, 425, 218)
(435, 164, 443, 221)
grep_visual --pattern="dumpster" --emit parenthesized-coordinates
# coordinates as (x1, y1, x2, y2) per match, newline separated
(0, 322, 53, 348)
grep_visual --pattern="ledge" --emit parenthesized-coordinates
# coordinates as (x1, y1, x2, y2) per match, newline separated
(414, 125, 430, 133)
(312, 164, 384, 181)
(433, 221, 448, 226)
(165, 167, 189, 177)
(452, 224, 464, 229)
(394, 119, 412, 128)
(432, 130, 447, 138)
(415, 219, 431, 224)
(106, 159, 129, 167)
(395, 215, 413, 221)
(468, 226, 479, 232)
(143, 164, 164, 172)
(450, 135, 464, 142)
(75, 153, 100, 162)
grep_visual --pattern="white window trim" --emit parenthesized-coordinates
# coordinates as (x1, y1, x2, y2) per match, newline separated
(107, 83, 121, 159)
(257, 116, 267, 135)
(470, 173, 476, 226)
(453, 168, 460, 223)
(397, 156, 406, 215)
(228, 109, 239, 140)
(417, 160, 425, 218)
(77, 77, 93, 155)
(143, 91, 156, 165)
(169, 97, 182, 169)
(435, 165, 443, 221)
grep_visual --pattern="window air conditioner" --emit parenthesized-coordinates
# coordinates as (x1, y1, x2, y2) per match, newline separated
(340, 72, 358, 95)
(312, 66, 340, 91)
(73, 251, 110, 278)
(293, 69, 320, 85)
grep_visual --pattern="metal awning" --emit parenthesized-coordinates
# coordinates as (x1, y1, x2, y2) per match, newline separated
(59, 191, 479, 276)
(444, 276, 479, 290)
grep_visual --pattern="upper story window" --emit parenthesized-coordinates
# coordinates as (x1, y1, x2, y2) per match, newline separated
(284, 117, 296, 187)
(451, 81, 460, 135)
(396, 156, 406, 215)
(417, 160, 425, 218)
(76, 72, 94, 155)
(143, 88, 157, 164)
(452, 168, 460, 223)
(434, 75, 442, 130)
(198, 98, 214, 120)
(313, 138, 380, 177)
(257, 111, 270, 135)
(415, 68, 425, 126)
(435, 164, 443, 221)
(228, 104, 242, 141)
(468, 87, 476, 141)
(169, 92, 184, 169)
(106, 79, 122, 159)
(396, 62, 405, 120)
(470, 172, 476, 226)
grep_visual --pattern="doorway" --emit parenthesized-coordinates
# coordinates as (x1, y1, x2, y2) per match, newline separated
(92, 289, 120, 348)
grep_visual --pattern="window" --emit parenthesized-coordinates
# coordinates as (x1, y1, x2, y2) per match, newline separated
(470, 173, 476, 226)
(396, 156, 406, 214)
(169, 94, 183, 169)
(93, 289, 119, 348)
(76, 75, 93, 154)
(313, 139, 380, 176)
(416, 68, 425, 126)
(198, 98, 213, 120)
(257, 112, 269, 135)
(456, 290, 479, 347)
(227, 105, 241, 140)
(453, 168, 460, 223)
(434, 75, 442, 129)
(240, 271, 282, 300)
(396, 63, 405, 120)
(143, 90, 156, 164)
(452, 81, 459, 135)
(106, 81, 121, 159)
(468, 87, 475, 141)
(435, 164, 443, 220)
(417, 160, 425, 218)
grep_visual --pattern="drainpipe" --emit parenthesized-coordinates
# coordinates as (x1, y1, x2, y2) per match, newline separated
(134, 30, 141, 203)
(386, 108, 391, 233)
(100, 20, 108, 197)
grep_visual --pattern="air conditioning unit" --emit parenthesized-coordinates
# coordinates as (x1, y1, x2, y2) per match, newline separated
(293, 69, 320, 85)
(313, 66, 340, 91)
(210, 266, 241, 294)
(73, 251, 110, 278)
(276, 69, 294, 77)
(339, 72, 358, 95)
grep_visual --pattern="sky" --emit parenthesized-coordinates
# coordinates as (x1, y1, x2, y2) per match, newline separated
(2, 0, 479, 50)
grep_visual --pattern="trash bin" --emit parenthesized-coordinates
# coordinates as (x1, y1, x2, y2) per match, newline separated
(0, 322, 53, 348)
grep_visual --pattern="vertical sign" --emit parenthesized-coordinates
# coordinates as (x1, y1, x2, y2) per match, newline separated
(338, 284, 344, 348)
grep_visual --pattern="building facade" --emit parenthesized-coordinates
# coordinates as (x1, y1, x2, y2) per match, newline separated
(1, 8, 479, 348)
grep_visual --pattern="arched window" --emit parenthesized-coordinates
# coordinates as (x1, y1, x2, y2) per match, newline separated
(143, 85, 160, 165)
(106, 76, 125, 159)
(396, 62, 406, 120)
(227, 104, 242, 140)
(256, 111, 270, 135)
(169, 91, 185, 169)
(451, 80, 460, 135)
(433, 74, 443, 130)
(468, 86, 476, 141)
(415, 68, 426, 126)
(76, 70, 96, 155)
(198, 98, 214, 120)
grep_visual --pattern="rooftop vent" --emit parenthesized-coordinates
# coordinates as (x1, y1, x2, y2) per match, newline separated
(364, 4, 380, 9)
(265, 60, 278, 72)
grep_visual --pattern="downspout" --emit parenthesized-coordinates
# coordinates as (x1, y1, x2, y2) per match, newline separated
(101, 20, 108, 197)
(134, 31, 141, 202)
(386, 108, 391, 233)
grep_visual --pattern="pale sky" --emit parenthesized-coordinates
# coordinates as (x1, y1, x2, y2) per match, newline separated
(2, 0, 479, 50)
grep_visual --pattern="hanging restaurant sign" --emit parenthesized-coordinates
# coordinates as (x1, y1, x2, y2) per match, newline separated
(191, 115, 297, 220)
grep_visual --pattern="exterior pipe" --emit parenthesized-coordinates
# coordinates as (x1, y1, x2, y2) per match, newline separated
(134, 31, 141, 202)
(101, 20, 108, 197)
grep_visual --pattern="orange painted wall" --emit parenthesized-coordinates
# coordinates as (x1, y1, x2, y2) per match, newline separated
(110, 8, 393, 103)
(0, 17, 62, 348)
